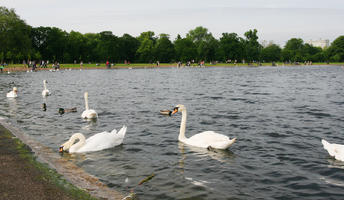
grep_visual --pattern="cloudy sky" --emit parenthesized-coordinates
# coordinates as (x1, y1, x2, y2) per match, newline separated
(2, 0, 344, 46)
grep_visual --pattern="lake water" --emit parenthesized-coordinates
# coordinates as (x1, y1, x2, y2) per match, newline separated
(1, 66, 344, 199)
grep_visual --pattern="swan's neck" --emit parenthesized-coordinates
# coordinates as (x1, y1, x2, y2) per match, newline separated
(179, 109, 187, 141)
(84, 93, 89, 110)
(68, 133, 86, 152)
(43, 82, 47, 90)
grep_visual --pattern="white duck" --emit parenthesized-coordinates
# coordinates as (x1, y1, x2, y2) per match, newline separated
(171, 104, 236, 149)
(42, 80, 50, 96)
(322, 139, 344, 161)
(6, 87, 18, 98)
(59, 126, 127, 153)
(81, 92, 98, 119)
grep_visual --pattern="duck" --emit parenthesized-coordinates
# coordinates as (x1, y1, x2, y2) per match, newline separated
(160, 109, 172, 116)
(59, 107, 77, 115)
(6, 87, 18, 98)
(42, 103, 47, 111)
(171, 104, 236, 149)
(42, 80, 50, 96)
(59, 126, 127, 153)
(322, 139, 344, 161)
(81, 92, 98, 119)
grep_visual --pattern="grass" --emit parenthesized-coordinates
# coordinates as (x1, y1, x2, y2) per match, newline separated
(0, 125, 97, 200)
(3, 62, 344, 70)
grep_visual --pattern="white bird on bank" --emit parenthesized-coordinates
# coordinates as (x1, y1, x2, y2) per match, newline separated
(42, 80, 50, 96)
(171, 104, 236, 149)
(6, 87, 18, 98)
(322, 139, 344, 161)
(59, 126, 127, 153)
(81, 92, 98, 119)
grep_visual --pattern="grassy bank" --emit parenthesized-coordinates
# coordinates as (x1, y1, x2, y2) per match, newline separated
(2, 62, 343, 72)
(0, 124, 96, 200)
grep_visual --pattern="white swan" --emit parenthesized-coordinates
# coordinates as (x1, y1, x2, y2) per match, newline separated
(6, 87, 18, 98)
(322, 139, 344, 161)
(59, 126, 127, 153)
(171, 104, 236, 149)
(42, 80, 50, 96)
(81, 92, 98, 119)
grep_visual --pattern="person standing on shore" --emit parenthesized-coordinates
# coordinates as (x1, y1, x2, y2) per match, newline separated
(0, 63, 4, 73)
(106, 60, 110, 69)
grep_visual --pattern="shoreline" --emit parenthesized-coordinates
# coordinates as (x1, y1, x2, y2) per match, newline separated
(1, 62, 343, 72)
(0, 118, 124, 200)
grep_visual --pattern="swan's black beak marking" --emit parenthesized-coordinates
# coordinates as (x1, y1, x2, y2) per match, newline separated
(59, 146, 64, 153)
(171, 107, 179, 115)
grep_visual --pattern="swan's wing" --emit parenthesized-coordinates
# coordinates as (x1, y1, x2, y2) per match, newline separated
(186, 131, 233, 149)
(189, 131, 229, 142)
(78, 126, 127, 152)
(322, 139, 344, 161)
(114, 125, 127, 139)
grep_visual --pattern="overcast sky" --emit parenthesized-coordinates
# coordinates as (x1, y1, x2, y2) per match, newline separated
(2, 0, 344, 46)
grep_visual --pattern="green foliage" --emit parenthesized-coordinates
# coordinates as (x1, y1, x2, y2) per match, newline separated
(217, 33, 244, 62)
(0, 6, 31, 63)
(327, 35, 344, 62)
(136, 31, 156, 62)
(186, 26, 217, 61)
(1, 6, 344, 64)
(174, 37, 197, 62)
(118, 33, 140, 62)
(261, 44, 281, 62)
(154, 34, 175, 62)
(243, 29, 261, 62)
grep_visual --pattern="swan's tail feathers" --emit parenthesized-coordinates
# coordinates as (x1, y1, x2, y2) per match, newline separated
(226, 137, 236, 148)
(322, 139, 330, 150)
(322, 139, 336, 157)
(213, 137, 236, 149)
(115, 125, 127, 138)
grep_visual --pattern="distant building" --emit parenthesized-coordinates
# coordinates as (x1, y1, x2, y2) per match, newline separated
(306, 39, 330, 49)
(261, 40, 276, 48)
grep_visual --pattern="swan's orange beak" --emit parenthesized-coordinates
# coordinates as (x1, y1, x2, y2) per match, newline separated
(59, 146, 64, 153)
(171, 108, 178, 115)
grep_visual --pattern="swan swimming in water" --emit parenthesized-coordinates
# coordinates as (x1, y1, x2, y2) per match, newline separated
(59, 126, 127, 153)
(6, 87, 18, 98)
(42, 80, 50, 96)
(322, 139, 344, 161)
(171, 104, 236, 149)
(81, 92, 98, 119)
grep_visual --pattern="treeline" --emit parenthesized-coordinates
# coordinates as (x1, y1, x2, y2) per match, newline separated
(1, 6, 344, 64)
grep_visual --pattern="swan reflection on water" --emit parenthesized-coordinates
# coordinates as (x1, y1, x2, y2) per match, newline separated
(81, 119, 98, 130)
(178, 142, 235, 165)
(178, 142, 235, 190)
(7, 98, 18, 117)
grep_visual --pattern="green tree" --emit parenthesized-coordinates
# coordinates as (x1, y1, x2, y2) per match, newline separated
(0, 6, 32, 63)
(261, 44, 281, 62)
(243, 29, 261, 62)
(327, 35, 344, 62)
(97, 31, 120, 62)
(118, 33, 140, 62)
(174, 35, 197, 62)
(282, 38, 305, 62)
(136, 31, 156, 62)
(84, 33, 101, 62)
(154, 34, 175, 63)
(302, 43, 323, 62)
(65, 31, 86, 63)
(186, 26, 217, 61)
(217, 32, 244, 62)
